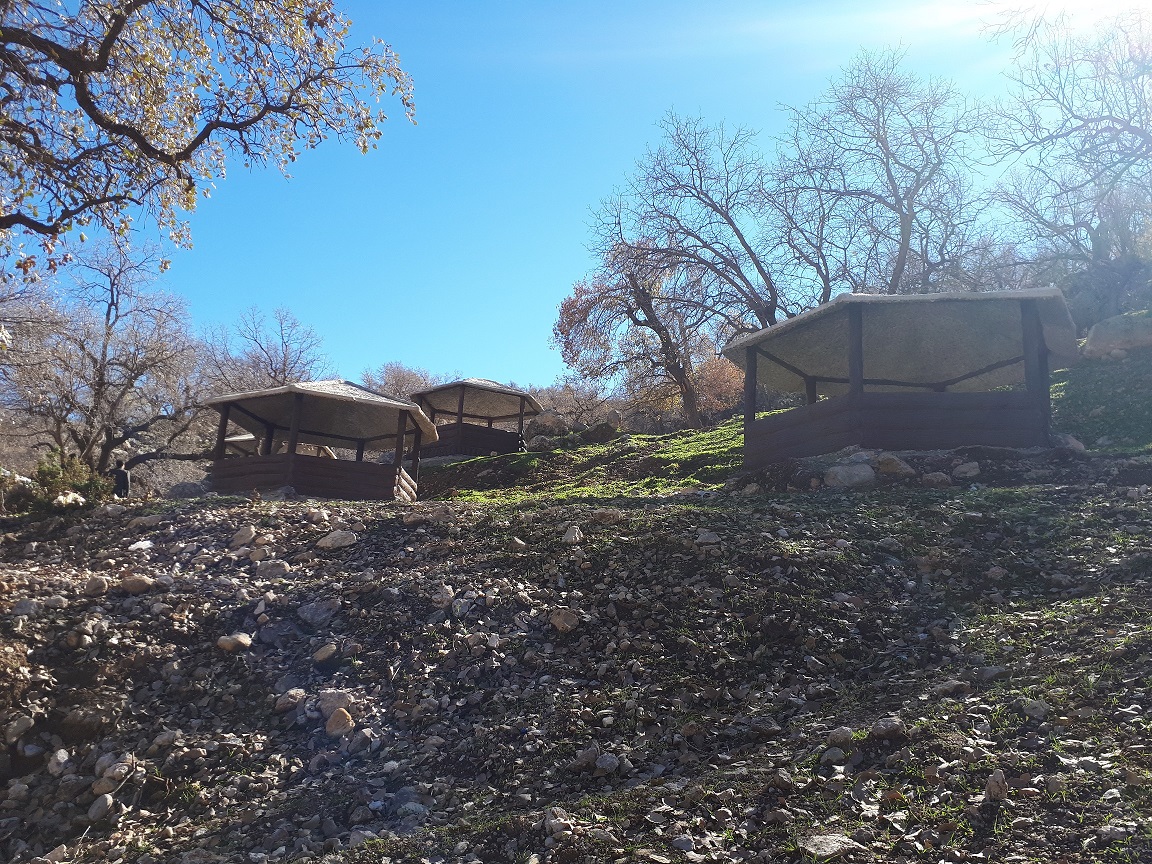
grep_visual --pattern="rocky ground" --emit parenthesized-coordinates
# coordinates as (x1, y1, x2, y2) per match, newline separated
(1, 445, 1151, 864)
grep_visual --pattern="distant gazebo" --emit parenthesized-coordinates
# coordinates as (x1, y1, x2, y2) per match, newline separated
(204, 380, 437, 501)
(411, 378, 542, 458)
(723, 288, 1079, 468)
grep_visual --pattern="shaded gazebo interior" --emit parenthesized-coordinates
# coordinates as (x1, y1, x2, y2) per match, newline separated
(410, 378, 542, 458)
(722, 288, 1079, 468)
(204, 380, 437, 501)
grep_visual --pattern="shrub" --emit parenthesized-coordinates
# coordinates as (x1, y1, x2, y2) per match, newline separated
(0, 470, 36, 513)
(32, 451, 111, 505)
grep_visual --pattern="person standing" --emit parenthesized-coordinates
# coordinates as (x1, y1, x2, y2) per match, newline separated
(109, 459, 131, 498)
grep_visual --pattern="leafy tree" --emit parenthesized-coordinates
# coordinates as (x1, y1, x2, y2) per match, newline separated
(0, 244, 204, 473)
(0, 0, 413, 277)
(690, 354, 744, 421)
(32, 449, 111, 503)
(554, 267, 722, 429)
(203, 307, 331, 394)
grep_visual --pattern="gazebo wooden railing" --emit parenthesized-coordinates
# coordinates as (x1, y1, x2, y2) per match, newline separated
(743, 391, 1049, 467)
(417, 423, 523, 459)
(207, 454, 418, 501)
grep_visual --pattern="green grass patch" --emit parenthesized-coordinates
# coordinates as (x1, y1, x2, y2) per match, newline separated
(420, 417, 746, 503)
(1051, 346, 1152, 452)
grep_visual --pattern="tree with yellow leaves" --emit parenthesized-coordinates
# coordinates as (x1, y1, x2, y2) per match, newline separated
(0, 1, 413, 276)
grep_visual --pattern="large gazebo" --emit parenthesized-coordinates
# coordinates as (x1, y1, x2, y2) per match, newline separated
(411, 378, 542, 458)
(204, 380, 437, 501)
(722, 288, 1079, 468)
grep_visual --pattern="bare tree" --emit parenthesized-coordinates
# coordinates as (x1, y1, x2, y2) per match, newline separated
(0, 244, 205, 473)
(563, 59, 989, 425)
(996, 10, 1152, 193)
(361, 362, 456, 400)
(596, 113, 785, 332)
(203, 307, 331, 394)
(527, 377, 612, 427)
(992, 11, 1152, 327)
(783, 48, 988, 295)
(998, 169, 1152, 326)
(766, 145, 854, 305)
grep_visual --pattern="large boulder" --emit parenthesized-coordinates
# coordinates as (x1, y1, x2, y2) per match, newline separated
(1083, 312, 1152, 358)
(525, 410, 570, 439)
(873, 453, 916, 479)
(527, 435, 561, 452)
(580, 422, 619, 444)
(823, 464, 876, 489)
(166, 481, 206, 499)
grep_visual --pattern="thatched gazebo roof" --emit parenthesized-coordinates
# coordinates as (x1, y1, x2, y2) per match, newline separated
(411, 378, 542, 423)
(723, 288, 1078, 397)
(204, 379, 438, 449)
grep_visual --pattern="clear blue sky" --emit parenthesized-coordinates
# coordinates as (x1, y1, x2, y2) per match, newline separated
(159, 0, 1108, 389)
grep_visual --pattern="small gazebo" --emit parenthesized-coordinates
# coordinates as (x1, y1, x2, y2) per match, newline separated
(410, 378, 542, 458)
(722, 288, 1079, 468)
(204, 380, 437, 501)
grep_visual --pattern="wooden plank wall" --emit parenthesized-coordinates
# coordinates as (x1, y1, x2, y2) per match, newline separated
(291, 457, 399, 500)
(745, 398, 858, 467)
(744, 391, 1049, 468)
(419, 423, 522, 458)
(208, 454, 405, 501)
(208, 454, 291, 492)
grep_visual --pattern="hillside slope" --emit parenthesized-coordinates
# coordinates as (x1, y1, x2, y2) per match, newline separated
(1, 472, 1150, 863)
(1, 352, 1151, 864)
(420, 347, 1152, 504)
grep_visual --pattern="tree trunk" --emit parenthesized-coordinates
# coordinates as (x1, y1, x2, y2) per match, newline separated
(678, 377, 703, 428)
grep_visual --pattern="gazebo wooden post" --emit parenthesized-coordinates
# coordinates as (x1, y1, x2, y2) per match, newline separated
(410, 427, 422, 484)
(1020, 299, 1050, 438)
(286, 394, 304, 454)
(517, 396, 526, 436)
(285, 393, 304, 485)
(213, 404, 231, 461)
(743, 347, 757, 437)
(847, 305, 864, 395)
(804, 378, 818, 405)
(355, 440, 366, 462)
(455, 387, 465, 426)
(393, 410, 409, 483)
(261, 423, 274, 456)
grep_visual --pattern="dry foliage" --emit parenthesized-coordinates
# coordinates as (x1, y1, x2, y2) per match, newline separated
(361, 362, 457, 401)
(0, 0, 413, 278)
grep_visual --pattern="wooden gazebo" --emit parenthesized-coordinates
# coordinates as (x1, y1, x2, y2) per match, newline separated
(410, 379, 542, 458)
(723, 288, 1079, 469)
(204, 380, 438, 501)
